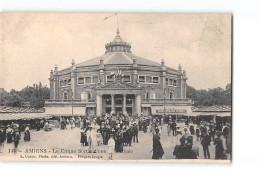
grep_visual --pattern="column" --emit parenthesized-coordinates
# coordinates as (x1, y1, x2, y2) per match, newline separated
(111, 94, 115, 114)
(96, 94, 102, 116)
(135, 94, 141, 116)
(123, 94, 127, 115)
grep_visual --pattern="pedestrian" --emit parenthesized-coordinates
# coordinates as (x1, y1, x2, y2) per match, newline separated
(0, 125, 5, 153)
(24, 124, 30, 142)
(195, 125, 200, 141)
(173, 136, 187, 159)
(115, 128, 123, 152)
(152, 128, 164, 159)
(201, 132, 211, 159)
(132, 123, 139, 143)
(167, 121, 171, 136)
(86, 125, 96, 152)
(6, 125, 13, 143)
(214, 132, 226, 159)
(108, 134, 115, 160)
(13, 129, 21, 153)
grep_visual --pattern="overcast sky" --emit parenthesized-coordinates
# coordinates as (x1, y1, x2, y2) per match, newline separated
(0, 13, 231, 91)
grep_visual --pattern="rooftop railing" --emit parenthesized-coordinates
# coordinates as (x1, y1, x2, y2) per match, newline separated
(45, 99, 96, 103)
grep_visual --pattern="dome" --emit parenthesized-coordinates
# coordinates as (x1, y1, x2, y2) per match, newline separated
(76, 28, 162, 67)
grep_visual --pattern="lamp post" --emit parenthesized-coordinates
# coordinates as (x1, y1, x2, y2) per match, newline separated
(71, 91, 74, 117)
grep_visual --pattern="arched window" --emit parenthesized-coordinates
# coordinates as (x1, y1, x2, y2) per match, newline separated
(150, 91, 156, 99)
(81, 91, 92, 101)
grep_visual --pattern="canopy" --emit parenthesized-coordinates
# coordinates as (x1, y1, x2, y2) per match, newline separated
(185, 112, 231, 117)
(0, 113, 53, 121)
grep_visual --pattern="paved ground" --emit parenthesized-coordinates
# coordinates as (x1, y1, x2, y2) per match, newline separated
(0, 124, 230, 161)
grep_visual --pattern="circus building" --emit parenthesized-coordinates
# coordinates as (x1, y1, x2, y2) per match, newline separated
(45, 29, 193, 116)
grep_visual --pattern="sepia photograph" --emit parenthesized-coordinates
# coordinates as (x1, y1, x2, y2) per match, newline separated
(0, 13, 231, 162)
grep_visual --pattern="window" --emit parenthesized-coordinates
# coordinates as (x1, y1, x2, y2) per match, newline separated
(78, 77, 84, 84)
(123, 75, 131, 83)
(85, 77, 92, 84)
(126, 98, 133, 105)
(93, 76, 99, 83)
(63, 93, 68, 100)
(87, 92, 92, 100)
(146, 76, 152, 83)
(67, 79, 71, 85)
(150, 91, 156, 99)
(153, 77, 159, 83)
(107, 75, 114, 82)
(139, 76, 145, 83)
(145, 92, 149, 99)
(105, 98, 111, 105)
(169, 79, 173, 86)
(166, 78, 169, 85)
(81, 92, 91, 101)
(173, 79, 177, 86)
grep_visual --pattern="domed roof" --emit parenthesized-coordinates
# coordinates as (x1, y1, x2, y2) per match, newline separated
(76, 29, 161, 67)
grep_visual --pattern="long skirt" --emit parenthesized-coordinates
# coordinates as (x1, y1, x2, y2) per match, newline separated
(152, 143, 164, 159)
(7, 133, 12, 143)
(24, 131, 30, 141)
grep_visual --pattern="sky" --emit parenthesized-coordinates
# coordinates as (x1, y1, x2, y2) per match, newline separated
(0, 13, 231, 91)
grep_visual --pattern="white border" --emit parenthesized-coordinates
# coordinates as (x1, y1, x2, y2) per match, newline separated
(1, 0, 260, 179)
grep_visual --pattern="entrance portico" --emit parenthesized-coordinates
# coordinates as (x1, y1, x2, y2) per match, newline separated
(95, 81, 142, 116)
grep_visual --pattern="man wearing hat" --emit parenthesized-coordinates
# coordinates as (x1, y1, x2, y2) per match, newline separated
(132, 122, 139, 143)
(201, 132, 211, 159)
(0, 125, 6, 152)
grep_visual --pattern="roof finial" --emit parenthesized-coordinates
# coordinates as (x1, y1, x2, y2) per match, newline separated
(116, 28, 120, 36)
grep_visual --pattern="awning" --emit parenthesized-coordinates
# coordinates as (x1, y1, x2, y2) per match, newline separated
(44, 106, 86, 116)
(188, 112, 231, 117)
(0, 113, 53, 121)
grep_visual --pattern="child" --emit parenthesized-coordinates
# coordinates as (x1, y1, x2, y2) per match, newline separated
(108, 134, 115, 160)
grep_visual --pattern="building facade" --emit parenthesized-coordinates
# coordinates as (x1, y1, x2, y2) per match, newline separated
(45, 29, 192, 116)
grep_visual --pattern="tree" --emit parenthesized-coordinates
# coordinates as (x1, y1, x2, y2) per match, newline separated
(0, 83, 50, 109)
(186, 83, 231, 106)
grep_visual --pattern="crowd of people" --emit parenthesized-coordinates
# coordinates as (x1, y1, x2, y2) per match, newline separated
(0, 113, 231, 160)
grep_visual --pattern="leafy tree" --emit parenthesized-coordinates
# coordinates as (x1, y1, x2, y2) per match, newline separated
(186, 83, 231, 106)
(0, 83, 50, 109)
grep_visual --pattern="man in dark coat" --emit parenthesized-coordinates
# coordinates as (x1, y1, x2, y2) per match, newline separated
(115, 128, 123, 152)
(173, 136, 187, 159)
(152, 129, 164, 159)
(0, 126, 6, 152)
(171, 120, 177, 136)
(201, 132, 211, 159)
(132, 123, 139, 143)
(13, 129, 21, 153)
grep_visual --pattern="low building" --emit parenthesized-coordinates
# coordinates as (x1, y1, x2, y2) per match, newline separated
(45, 29, 192, 116)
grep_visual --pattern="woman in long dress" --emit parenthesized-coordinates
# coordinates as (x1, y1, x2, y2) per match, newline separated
(6, 125, 13, 143)
(24, 124, 30, 142)
(152, 128, 164, 159)
(108, 134, 115, 160)
(214, 132, 226, 159)
(86, 126, 96, 152)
